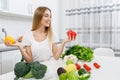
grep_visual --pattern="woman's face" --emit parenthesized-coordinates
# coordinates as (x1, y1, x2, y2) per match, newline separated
(40, 9, 51, 27)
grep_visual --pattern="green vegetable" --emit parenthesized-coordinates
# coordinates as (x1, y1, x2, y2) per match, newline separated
(61, 45, 94, 61)
(14, 62, 31, 78)
(67, 71, 78, 80)
(78, 73, 90, 80)
(66, 59, 74, 65)
(14, 59, 47, 80)
(23, 70, 33, 78)
(78, 68, 87, 76)
(30, 61, 47, 79)
(59, 73, 67, 80)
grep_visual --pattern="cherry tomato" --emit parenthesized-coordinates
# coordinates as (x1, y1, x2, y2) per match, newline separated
(75, 63, 81, 70)
(83, 64, 91, 72)
(93, 62, 100, 69)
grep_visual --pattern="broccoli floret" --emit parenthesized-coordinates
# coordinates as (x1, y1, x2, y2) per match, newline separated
(14, 61, 31, 78)
(31, 61, 47, 79)
(23, 70, 33, 78)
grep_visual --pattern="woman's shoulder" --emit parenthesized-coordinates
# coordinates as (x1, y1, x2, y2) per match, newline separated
(23, 30, 33, 37)
(52, 31, 59, 42)
(24, 30, 32, 35)
(23, 30, 33, 39)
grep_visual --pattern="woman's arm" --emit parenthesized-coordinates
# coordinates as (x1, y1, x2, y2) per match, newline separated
(52, 38, 71, 60)
(17, 44, 33, 62)
(4, 41, 33, 62)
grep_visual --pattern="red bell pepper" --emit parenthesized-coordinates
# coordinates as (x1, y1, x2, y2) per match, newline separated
(67, 29, 77, 40)
(72, 31, 77, 40)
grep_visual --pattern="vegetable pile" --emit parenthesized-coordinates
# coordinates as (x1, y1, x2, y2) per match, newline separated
(61, 45, 94, 62)
(57, 58, 101, 80)
(14, 57, 47, 80)
(57, 59, 91, 80)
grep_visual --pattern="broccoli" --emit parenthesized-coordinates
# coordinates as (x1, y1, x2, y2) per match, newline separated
(30, 61, 47, 79)
(14, 60, 47, 80)
(14, 61, 31, 79)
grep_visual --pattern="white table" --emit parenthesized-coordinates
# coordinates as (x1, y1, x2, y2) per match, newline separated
(1, 56, 120, 80)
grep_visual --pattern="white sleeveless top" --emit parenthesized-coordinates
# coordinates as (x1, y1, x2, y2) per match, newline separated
(21, 30, 59, 62)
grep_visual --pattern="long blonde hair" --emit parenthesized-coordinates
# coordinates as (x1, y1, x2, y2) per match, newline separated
(31, 6, 53, 46)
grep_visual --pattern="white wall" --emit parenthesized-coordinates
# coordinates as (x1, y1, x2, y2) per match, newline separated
(0, 15, 32, 40)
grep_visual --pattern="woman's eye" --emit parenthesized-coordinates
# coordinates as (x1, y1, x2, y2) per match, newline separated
(44, 15, 51, 19)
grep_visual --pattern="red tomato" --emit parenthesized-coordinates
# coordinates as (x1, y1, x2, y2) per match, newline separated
(93, 62, 100, 69)
(83, 64, 91, 72)
(75, 63, 81, 70)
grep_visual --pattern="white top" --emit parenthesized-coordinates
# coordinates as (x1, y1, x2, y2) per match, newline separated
(21, 30, 59, 62)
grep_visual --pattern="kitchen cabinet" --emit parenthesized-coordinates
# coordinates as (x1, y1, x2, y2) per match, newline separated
(0, 0, 33, 18)
(1, 50, 22, 74)
(0, 0, 9, 11)
(9, 0, 33, 15)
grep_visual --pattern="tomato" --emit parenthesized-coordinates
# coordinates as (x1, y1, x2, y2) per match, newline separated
(83, 64, 91, 72)
(93, 62, 100, 69)
(67, 29, 77, 40)
(75, 63, 81, 70)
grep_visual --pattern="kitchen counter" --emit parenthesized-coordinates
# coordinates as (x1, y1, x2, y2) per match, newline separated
(1, 56, 120, 80)
(0, 44, 19, 52)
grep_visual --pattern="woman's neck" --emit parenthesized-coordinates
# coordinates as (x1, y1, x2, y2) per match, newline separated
(37, 27, 46, 34)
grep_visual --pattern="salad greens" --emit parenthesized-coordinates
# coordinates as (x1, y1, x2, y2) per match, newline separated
(61, 45, 94, 62)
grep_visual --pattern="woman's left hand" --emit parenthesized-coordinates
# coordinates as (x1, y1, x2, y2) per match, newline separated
(63, 35, 73, 44)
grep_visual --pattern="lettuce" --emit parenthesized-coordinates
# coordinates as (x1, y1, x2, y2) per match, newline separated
(61, 45, 94, 62)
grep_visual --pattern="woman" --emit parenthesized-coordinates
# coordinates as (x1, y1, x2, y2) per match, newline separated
(4, 6, 74, 63)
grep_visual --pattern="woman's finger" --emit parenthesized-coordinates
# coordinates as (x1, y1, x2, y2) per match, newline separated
(68, 34, 72, 40)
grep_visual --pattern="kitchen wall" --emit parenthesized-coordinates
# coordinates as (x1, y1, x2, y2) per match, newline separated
(0, 15, 32, 41)
(0, 0, 59, 42)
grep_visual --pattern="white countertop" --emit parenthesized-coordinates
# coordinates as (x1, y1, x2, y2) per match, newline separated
(1, 56, 120, 80)
(0, 43, 18, 52)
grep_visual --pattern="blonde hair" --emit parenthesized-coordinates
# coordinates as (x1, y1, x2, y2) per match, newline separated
(31, 6, 53, 46)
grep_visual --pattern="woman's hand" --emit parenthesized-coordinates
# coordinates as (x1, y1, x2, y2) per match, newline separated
(63, 34, 73, 44)
(4, 40, 20, 47)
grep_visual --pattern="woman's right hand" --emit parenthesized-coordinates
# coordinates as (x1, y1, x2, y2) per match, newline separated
(4, 40, 20, 47)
